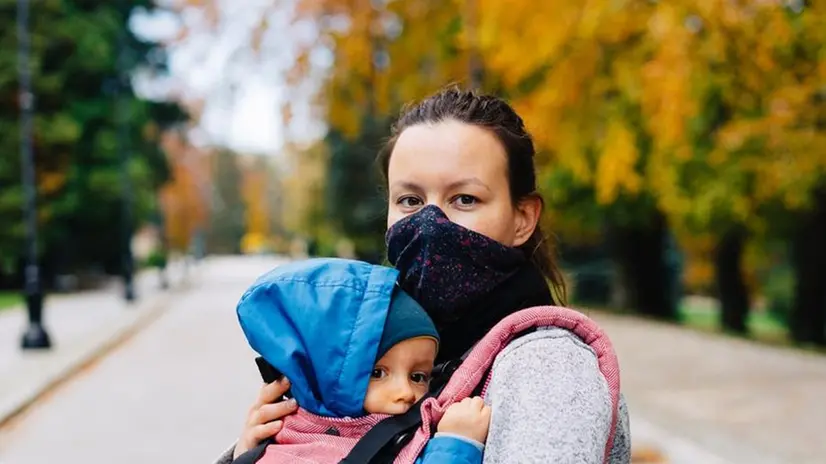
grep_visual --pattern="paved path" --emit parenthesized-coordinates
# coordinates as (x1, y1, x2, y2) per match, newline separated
(0, 255, 284, 463)
(0, 264, 177, 378)
(591, 311, 826, 464)
(0, 261, 194, 426)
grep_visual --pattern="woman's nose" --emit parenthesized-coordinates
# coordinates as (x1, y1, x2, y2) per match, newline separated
(424, 202, 453, 220)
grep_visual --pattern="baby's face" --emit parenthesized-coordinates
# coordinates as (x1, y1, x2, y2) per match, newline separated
(363, 337, 437, 415)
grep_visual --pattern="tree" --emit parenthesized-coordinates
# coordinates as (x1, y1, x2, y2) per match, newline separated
(240, 155, 275, 254)
(279, 141, 332, 249)
(187, 1, 826, 339)
(286, 0, 469, 134)
(474, 0, 826, 330)
(206, 149, 245, 254)
(275, 0, 467, 260)
(0, 0, 186, 284)
(158, 127, 210, 253)
(789, 187, 826, 345)
(324, 118, 388, 262)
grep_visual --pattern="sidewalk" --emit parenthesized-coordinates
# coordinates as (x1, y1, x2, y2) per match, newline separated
(0, 256, 287, 464)
(590, 310, 826, 464)
(0, 260, 197, 427)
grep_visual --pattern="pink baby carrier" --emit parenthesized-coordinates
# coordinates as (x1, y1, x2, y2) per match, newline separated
(244, 306, 621, 464)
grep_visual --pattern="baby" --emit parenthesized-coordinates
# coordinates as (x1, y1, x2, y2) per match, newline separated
(237, 258, 490, 463)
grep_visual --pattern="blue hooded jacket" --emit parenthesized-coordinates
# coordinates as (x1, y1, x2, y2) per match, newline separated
(236, 258, 485, 463)
(237, 258, 398, 418)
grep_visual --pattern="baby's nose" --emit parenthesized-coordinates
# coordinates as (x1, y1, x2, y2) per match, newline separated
(395, 381, 416, 404)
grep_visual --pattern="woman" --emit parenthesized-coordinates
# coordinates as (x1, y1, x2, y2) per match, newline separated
(217, 87, 631, 463)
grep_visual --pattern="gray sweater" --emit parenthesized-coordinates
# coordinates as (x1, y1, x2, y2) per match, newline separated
(213, 327, 631, 463)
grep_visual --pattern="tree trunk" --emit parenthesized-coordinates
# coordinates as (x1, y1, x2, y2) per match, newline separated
(465, 0, 484, 90)
(790, 188, 826, 346)
(715, 226, 750, 335)
(608, 213, 678, 320)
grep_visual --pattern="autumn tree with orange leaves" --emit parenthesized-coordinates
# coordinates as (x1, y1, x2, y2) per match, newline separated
(159, 128, 212, 253)
(474, 0, 826, 340)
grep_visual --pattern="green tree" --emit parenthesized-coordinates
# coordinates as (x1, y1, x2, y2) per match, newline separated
(324, 117, 388, 263)
(0, 0, 186, 283)
(206, 150, 245, 254)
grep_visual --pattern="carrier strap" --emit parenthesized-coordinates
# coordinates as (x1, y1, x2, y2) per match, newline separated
(341, 327, 539, 463)
(230, 437, 274, 464)
(338, 395, 430, 464)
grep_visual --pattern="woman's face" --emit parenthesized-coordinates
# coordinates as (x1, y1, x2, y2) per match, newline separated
(386, 119, 539, 247)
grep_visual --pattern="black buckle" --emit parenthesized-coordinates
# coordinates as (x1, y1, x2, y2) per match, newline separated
(375, 430, 415, 462)
(430, 358, 460, 394)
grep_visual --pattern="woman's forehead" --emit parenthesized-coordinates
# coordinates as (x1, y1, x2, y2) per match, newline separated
(388, 121, 507, 184)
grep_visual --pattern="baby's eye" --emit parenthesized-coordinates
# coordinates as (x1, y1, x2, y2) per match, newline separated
(371, 368, 386, 379)
(410, 372, 430, 384)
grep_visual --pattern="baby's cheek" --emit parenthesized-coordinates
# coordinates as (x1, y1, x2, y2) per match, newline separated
(413, 385, 429, 401)
(362, 386, 379, 410)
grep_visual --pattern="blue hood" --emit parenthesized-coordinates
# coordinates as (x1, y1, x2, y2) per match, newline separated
(237, 258, 398, 418)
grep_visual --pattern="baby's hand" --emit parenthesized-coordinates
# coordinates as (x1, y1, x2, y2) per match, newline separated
(437, 396, 491, 444)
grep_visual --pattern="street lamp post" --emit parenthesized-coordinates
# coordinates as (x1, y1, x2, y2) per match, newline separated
(18, 0, 51, 350)
(116, 1, 136, 303)
(156, 203, 169, 290)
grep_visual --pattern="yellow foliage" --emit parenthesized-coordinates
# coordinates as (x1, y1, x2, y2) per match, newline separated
(674, 232, 715, 293)
(641, 4, 696, 153)
(38, 171, 67, 195)
(240, 157, 271, 240)
(595, 121, 642, 204)
(279, 141, 329, 237)
(241, 232, 269, 254)
(159, 130, 211, 251)
(292, 0, 472, 137)
(268, 0, 826, 240)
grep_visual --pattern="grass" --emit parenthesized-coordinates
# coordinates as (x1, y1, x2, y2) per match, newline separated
(678, 300, 826, 356)
(678, 298, 789, 344)
(0, 291, 22, 311)
(584, 296, 809, 351)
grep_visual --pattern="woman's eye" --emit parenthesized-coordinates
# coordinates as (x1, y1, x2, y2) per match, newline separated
(398, 196, 423, 208)
(453, 195, 478, 207)
(410, 372, 429, 384)
(371, 368, 386, 379)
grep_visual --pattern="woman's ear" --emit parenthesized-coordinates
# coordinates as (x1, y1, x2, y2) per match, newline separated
(512, 194, 543, 247)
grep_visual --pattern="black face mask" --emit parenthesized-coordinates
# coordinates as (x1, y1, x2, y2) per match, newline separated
(385, 205, 527, 326)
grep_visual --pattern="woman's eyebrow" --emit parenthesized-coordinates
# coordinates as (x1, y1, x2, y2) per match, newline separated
(389, 181, 424, 194)
(446, 177, 491, 192)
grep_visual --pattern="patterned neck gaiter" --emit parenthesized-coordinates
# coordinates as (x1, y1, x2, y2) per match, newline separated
(385, 205, 527, 326)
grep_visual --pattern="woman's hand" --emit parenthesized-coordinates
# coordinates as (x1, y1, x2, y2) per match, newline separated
(233, 378, 299, 459)
(437, 396, 492, 445)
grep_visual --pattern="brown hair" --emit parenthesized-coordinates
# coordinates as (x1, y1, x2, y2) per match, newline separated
(377, 86, 567, 304)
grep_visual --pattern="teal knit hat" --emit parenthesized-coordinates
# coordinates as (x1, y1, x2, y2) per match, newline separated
(376, 287, 439, 360)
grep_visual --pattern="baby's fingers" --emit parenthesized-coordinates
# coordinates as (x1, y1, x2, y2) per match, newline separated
(479, 404, 492, 420)
(255, 378, 290, 407)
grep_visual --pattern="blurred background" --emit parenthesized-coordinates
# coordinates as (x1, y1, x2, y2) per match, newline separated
(1, 0, 825, 463)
